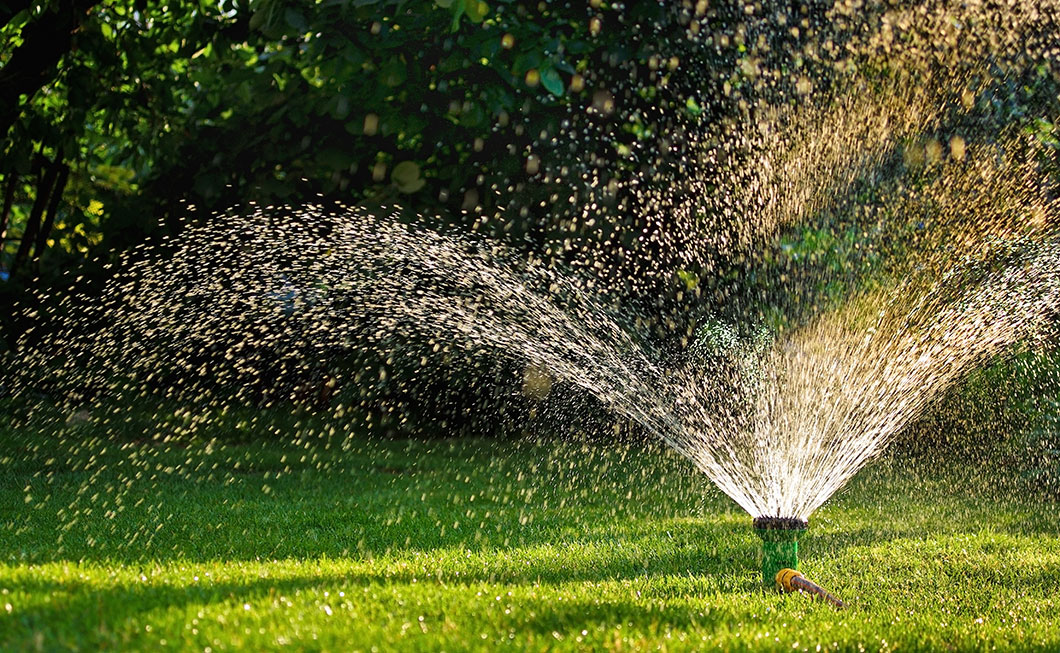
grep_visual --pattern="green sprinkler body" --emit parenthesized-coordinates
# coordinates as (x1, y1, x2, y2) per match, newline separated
(752, 516, 807, 586)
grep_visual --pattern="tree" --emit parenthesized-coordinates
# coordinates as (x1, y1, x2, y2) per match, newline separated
(1, 0, 727, 347)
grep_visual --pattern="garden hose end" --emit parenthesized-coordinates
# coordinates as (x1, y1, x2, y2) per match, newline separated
(776, 568, 846, 609)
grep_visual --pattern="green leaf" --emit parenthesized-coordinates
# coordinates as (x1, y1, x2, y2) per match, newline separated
(380, 59, 407, 87)
(554, 59, 575, 74)
(248, 9, 266, 31)
(332, 96, 350, 120)
(317, 148, 356, 172)
(677, 270, 699, 290)
(284, 8, 307, 32)
(459, 102, 485, 127)
(539, 67, 564, 97)
(465, 0, 489, 23)
(450, 0, 466, 31)
(392, 161, 425, 193)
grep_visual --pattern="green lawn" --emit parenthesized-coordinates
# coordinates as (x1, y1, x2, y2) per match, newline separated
(1, 406, 1058, 651)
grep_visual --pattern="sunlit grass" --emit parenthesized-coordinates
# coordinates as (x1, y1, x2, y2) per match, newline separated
(1, 405, 1058, 651)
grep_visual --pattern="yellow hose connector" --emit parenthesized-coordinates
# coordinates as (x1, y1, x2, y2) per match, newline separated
(775, 568, 846, 609)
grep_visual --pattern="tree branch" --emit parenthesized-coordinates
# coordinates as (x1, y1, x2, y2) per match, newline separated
(0, 0, 33, 29)
(33, 162, 70, 270)
(0, 0, 103, 139)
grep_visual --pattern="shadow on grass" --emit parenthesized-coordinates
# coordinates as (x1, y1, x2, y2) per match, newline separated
(5, 427, 1058, 585)
(5, 546, 1059, 649)
(6, 454, 1060, 647)
(7, 466, 1058, 571)
(1, 535, 752, 647)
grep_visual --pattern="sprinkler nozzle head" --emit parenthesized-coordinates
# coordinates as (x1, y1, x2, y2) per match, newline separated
(752, 516, 808, 531)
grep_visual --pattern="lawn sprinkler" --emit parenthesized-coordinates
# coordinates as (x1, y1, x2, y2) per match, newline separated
(753, 516, 845, 608)
(753, 516, 807, 585)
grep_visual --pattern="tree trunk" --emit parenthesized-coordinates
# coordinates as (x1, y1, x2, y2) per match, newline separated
(32, 162, 70, 271)
(0, 172, 17, 245)
(10, 158, 62, 277)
